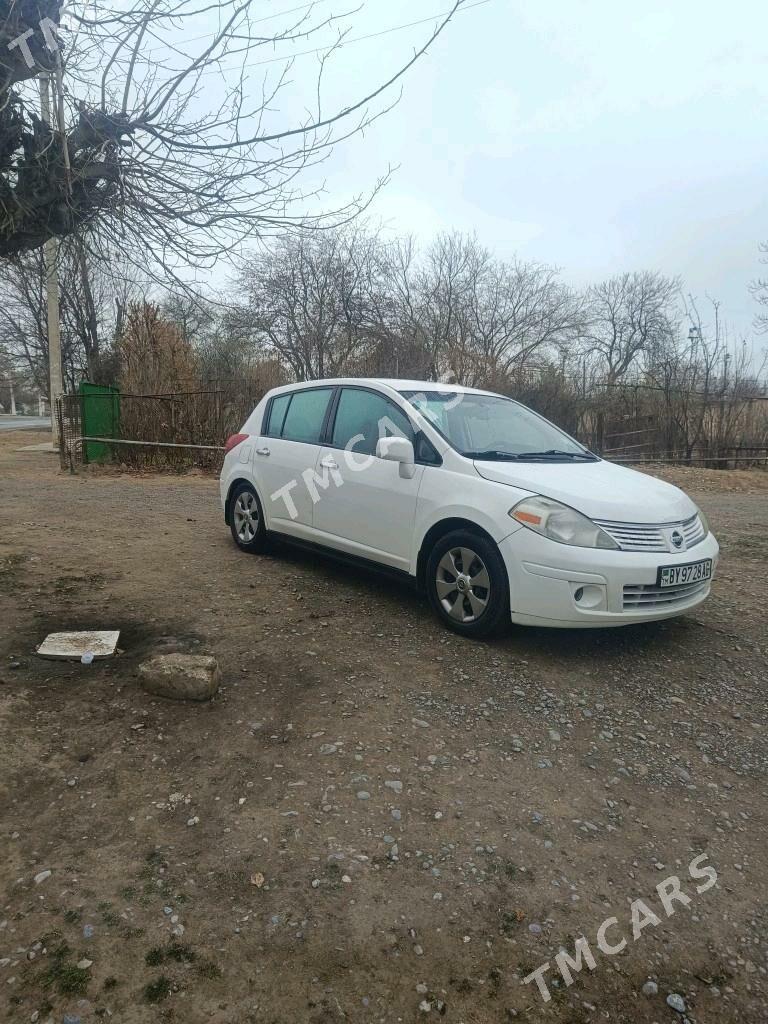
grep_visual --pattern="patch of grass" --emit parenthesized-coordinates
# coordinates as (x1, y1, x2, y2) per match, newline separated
(103, 976, 119, 991)
(119, 886, 137, 901)
(500, 909, 526, 937)
(63, 908, 82, 924)
(42, 954, 89, 998)
(196, 960, 222, 980)
(143, 976, 172, 1003)
(97, 901, 121, 927)
(145, 943, 196, 967)
(166, 943, 195, 963)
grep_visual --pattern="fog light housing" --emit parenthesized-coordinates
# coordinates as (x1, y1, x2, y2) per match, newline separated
(570, 582, 607, 610)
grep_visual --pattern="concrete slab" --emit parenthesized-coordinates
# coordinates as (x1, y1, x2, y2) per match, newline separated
(37, 630, 120, 660)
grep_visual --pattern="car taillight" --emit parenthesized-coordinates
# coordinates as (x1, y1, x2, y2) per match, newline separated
(224, 433, 248, 454)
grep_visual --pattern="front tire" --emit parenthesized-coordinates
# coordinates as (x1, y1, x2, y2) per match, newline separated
(229, 483, 268, 553)
(426, 530, 510, 638)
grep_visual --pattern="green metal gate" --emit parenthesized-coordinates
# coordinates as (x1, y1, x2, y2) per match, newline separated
(80, 382, 120, 463)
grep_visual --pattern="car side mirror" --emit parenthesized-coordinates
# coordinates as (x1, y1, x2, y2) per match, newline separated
(376, 436, 416, 479)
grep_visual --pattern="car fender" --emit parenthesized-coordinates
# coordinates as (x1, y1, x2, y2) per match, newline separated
(410, 500, 526, 576)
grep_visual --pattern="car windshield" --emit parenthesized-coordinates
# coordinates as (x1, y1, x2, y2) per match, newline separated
(400, 390, 597, 461)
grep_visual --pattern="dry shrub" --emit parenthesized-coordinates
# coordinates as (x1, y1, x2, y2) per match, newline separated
(117, 303, 199, 393)
(105, 308, 284, 470)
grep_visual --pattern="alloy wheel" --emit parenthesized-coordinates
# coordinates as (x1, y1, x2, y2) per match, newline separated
(233, 491, 259, 543)
(435, 546, 491, 623)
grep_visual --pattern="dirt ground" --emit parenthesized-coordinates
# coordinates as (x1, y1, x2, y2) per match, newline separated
(1, 432, 767, 1024)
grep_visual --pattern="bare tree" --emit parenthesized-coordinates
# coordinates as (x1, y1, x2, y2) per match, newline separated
(384, 232, 585, 387)
(750, 241, 768, 333)
(236, 227, 385, 380)
(1, 0, 466, 269)
(0, 240, 144, 389)
(585, 271, 680, 385)
(648, 296, 726, 461)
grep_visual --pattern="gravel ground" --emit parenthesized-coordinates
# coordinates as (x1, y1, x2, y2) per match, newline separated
(1, 434, 767, 1024)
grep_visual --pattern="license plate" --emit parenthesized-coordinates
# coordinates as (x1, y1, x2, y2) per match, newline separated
(657, 559, 713, 588)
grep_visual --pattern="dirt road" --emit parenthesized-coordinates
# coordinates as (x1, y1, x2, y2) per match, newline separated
(1, 434, 767, 1023)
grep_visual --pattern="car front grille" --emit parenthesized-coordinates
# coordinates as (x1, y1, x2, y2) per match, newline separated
(622, 579, 710, 610)
(594, 514, 705, 553)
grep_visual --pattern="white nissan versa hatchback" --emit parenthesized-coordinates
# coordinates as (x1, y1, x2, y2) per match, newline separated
(220, 379, 719, 637)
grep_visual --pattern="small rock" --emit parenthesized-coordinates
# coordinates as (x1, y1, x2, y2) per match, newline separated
(666, 993, 686, 1013)
(83, 924, 94, 939)
(186, 816, 199, 826)
(356, 791, 371, 801)
(641, 980, 658, 997)
(76, 959, 93, 970)
(385, 780, 403, 794)
(33, 870, 51, 885)
(138, 653, 220, 702)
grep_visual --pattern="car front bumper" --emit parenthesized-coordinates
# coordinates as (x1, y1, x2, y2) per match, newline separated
(499, 529, 720, 628)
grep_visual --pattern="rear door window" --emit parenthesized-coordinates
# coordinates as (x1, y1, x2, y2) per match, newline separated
(265, 393, 290, 437)
(280, 388, 334, 444)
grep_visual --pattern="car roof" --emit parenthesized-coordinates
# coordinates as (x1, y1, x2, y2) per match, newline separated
(270, 378, 498, 397)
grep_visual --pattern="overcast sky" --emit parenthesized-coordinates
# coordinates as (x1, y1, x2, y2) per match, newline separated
(256, 0, 767, 345)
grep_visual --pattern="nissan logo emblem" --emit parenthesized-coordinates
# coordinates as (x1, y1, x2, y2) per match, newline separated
(671, 530, 684, 549)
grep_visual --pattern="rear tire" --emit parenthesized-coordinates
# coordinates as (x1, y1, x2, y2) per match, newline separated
(229, 482, 268, 553)
(426, 529, 510, 638)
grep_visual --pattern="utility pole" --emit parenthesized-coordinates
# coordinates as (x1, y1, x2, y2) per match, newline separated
(39, 72, 64, 448)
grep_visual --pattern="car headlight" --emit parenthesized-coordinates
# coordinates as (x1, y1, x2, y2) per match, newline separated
(695, 507, 709, 536)
(509, 495, 619, 550)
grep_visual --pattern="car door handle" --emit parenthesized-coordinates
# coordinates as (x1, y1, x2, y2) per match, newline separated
(320, 456, 339, 469)
(255, 446, 270, 456)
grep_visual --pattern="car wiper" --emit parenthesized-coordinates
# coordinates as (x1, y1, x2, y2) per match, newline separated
(466, 449, 521, 461)
(517, 449, 597, 460)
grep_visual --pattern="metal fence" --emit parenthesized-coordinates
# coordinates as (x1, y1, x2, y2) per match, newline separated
(58, 381, 268, 472)
(57, 376, 768, 473)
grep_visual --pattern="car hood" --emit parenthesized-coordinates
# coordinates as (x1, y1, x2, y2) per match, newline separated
(473, 459, 698, 524)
